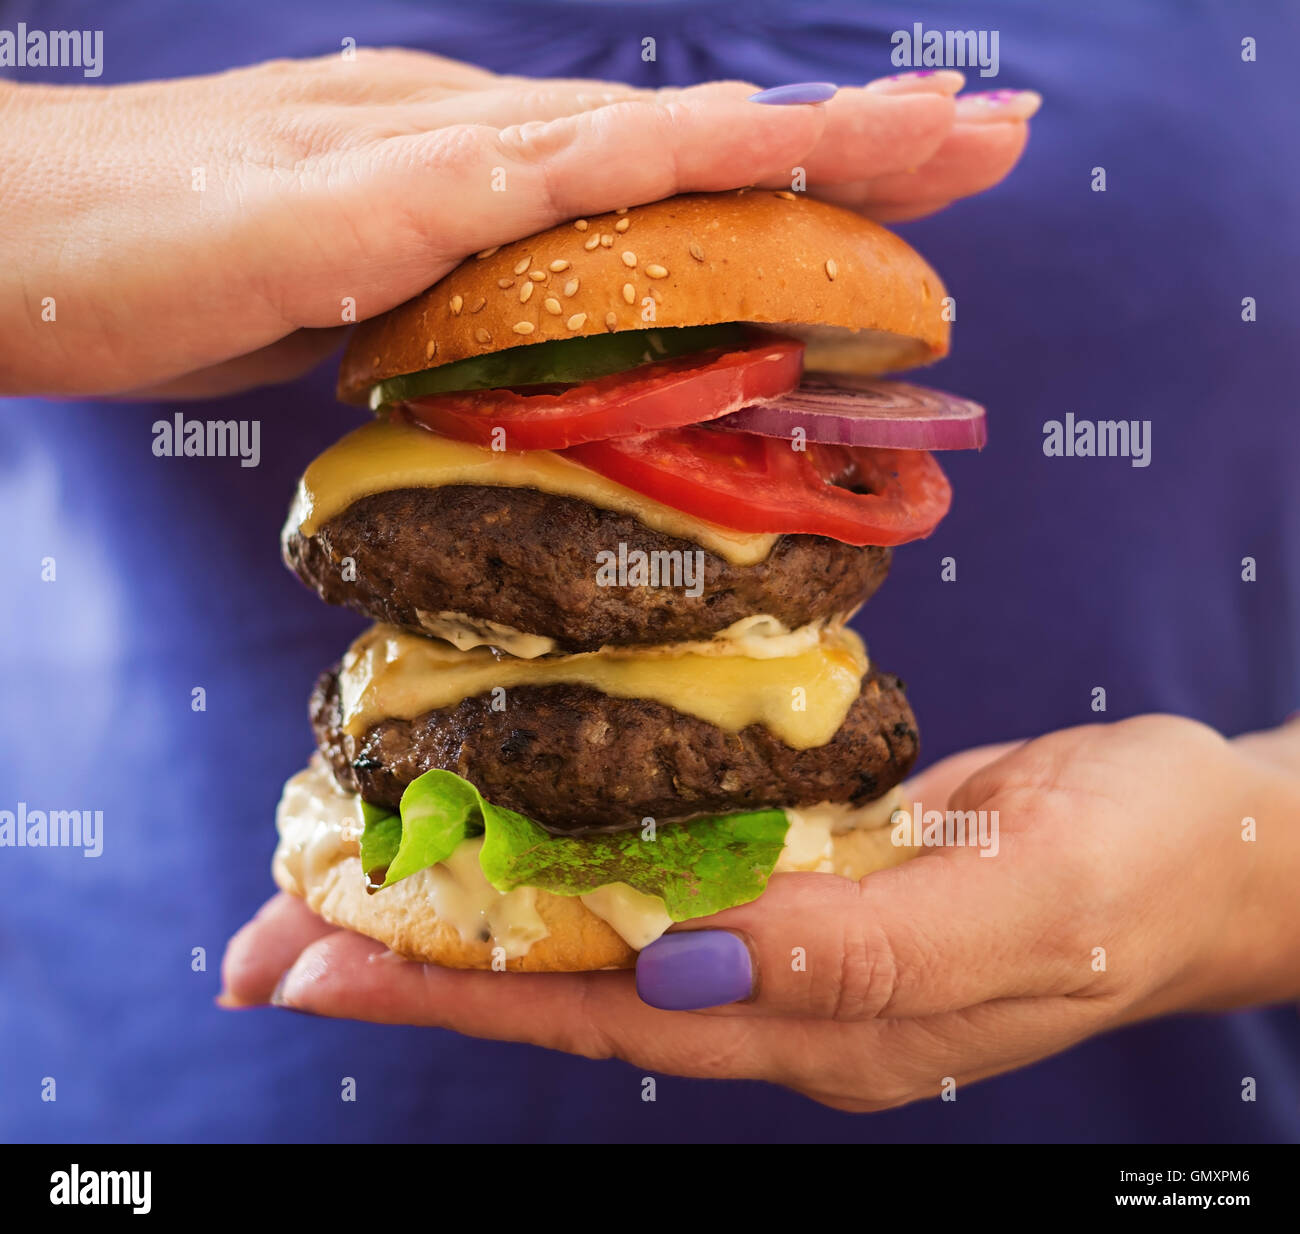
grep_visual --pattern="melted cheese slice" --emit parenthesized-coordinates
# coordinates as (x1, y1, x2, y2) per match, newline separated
(290, 417, 778, 566)
(338, 623, 868, 749)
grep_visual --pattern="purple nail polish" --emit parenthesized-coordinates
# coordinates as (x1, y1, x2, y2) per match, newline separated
(748, 82, 837, 106)
(636, 930, 753, 1011)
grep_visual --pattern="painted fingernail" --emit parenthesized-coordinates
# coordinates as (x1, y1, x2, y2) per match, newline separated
(635, 930, 753, 1010)
(864, 69, 965, 96)
(954, 89, 1042, 123)
(749, 82, 838, 105)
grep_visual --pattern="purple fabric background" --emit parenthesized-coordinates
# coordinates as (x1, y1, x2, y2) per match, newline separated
(1, 0, 1296, 1142)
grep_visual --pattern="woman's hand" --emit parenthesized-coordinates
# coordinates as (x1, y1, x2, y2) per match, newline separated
(0, 51, 1035, 398)
(222, 715, 1300, 1112)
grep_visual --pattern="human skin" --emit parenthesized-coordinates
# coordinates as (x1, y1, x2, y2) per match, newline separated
(223, 717, 1300, 1112)
(32, 48, 1292, 1112)
(0, 51, 1034, 400)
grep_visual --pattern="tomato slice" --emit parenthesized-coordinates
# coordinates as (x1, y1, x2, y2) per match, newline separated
(564, 427, 952, 546)
(402, 334, 803, 451)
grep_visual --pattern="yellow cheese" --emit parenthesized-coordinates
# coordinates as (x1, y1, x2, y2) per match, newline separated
(291, 418, 778, 566)
(338, 623, 868, 750)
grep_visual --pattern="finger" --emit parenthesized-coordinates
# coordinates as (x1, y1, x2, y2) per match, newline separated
(417, 82, 956, 187)
(754, 87, 956, 189)
(646, 759, 1094, 1021)
(343, 95, 827, 294)
(219, 893, 338, 1007)
(854, 117, 1031, 211)
(376, 79, 748, 136)
(1234, 713, 1300, 777)
(272, 928, 800, 1081)
(796, 991, 1120, 1113)
(904, 739, 1027, 808)
(117, 327, 346, 399)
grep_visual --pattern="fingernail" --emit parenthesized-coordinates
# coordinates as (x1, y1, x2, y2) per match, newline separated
(955, 89, 1042, 123)
(269, 971, 294, 1007)
(749, 82, 838, 106)
(864, 69, 965, 96)
(635, 930, 753, 1011)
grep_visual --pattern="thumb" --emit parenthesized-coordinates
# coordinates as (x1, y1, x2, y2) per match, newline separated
(636, 742, 1057, 1019)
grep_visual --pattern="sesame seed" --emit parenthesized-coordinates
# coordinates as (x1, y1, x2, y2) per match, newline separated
(825, 259, 838, 281)
(646, 264, 668, 279)
(775, 190, 797, 201)
(470, 296, 486, 312)
(549, 259, 570, 272)
(543, 297, 562, 315)
(370, 354, 380, 368)
(529, 270, 546, 282)
(563, 278, 579, 297)
(621, 251, 636, 267)
(615, 207, 628, 215)
(497, 278, 514, 289)
(425, 340, 438, 361)
(614, 218, 630, 233)
(475, 246, 499, 260)
(566, 313, 587, 330)
(512, 321, 535, 335)
(519, 282, 534, 303)
(474, 328, 491, 344)
(688, 242, 705, 262)
(584, 235, 601, 251)
(450, 295, 464, 315)
(600, 234, 613, 248)
(574, 219, 589, 231)
(622, 282, 635, 304)
(513, 256, 531, 276)
(604, 311, 617, 330)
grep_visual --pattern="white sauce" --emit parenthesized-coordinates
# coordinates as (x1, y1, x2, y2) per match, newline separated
(414, 610, 558, 659)
(274, 760, 902, 956)
(407, 610, 856, 662)
(777, 787, 902, 874)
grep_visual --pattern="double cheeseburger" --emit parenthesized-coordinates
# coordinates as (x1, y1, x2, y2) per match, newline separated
(272, 190, 984, 971)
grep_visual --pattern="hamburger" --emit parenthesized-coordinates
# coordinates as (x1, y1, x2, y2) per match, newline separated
(271, 189, 985, 972)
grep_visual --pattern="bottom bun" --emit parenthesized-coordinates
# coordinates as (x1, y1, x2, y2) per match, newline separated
(275, 849, 643, 972)
(272, 765, 918, 973)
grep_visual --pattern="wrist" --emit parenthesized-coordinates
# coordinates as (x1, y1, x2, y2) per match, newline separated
(1192, 753, 1300, 1009)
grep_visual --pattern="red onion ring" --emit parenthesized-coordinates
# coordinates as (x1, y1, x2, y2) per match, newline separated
(714, 375, 987, 450)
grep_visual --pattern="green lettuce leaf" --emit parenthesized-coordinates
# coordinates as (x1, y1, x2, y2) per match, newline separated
(358, 768, 789, 922)
(368, 323, 747, 408)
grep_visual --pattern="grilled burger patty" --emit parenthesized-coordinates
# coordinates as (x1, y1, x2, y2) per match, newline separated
(310, 669, 918, 835)
(284, 485, 892, 653)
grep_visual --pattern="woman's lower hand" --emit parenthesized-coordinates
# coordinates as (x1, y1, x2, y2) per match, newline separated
(223, 715, 1300, 1112)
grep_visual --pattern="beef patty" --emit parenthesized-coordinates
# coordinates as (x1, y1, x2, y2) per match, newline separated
(311, 669, 918, 835)
(284, 485, 891, 653)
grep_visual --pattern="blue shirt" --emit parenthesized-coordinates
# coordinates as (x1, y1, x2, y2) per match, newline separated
(2, 0, 1297, 1142)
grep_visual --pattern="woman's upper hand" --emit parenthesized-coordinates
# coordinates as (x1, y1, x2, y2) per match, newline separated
(0, 50, 1036, 399)
(221, 715, 1300, 1112)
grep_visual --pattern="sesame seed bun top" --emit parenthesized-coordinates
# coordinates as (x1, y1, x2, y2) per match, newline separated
(337, 189, 951, 406)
